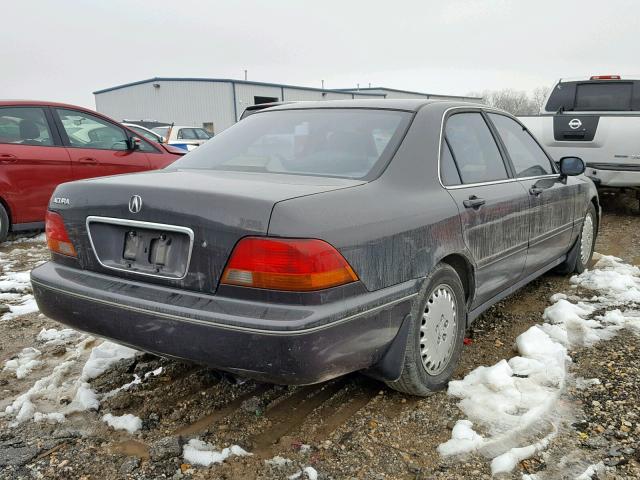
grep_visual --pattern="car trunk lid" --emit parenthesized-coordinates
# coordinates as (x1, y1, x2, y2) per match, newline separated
(52, 169, 365, 293)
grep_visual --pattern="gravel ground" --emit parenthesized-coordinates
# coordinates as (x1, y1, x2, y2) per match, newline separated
(0, 193, 639, 480)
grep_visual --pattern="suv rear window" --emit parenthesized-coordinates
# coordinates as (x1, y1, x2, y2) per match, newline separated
(170, 109, 413, 179)
(575, 82, 633, 111)
(545, 80, 639, 112)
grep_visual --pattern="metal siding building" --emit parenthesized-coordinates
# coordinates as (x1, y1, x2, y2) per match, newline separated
(94, 78, 480, 133)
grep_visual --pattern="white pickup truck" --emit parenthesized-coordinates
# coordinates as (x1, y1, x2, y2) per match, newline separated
(520, 75, 640, 192)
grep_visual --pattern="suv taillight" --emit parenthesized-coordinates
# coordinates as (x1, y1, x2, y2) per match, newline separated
(220, 237, 358, 291)
(45, 211, 76, 257)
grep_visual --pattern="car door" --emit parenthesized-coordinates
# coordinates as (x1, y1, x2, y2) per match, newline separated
(0, 106, 71, 224)
(53, 108, 151, 180)
(486, 113, 575, 276)
(441, 111, 529, 309)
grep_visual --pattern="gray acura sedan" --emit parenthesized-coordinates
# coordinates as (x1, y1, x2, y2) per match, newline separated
(31, 100, 599, 396)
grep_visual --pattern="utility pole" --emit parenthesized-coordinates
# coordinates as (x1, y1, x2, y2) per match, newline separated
(244, 70, 247, 81)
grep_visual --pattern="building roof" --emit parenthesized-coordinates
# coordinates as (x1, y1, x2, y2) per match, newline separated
(93, 77, 386, 96)
(93, 78, 482, 101)
(337, 86, 483, 100)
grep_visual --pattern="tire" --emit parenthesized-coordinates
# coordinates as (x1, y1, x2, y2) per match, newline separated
(573, 203, 597, 274)
(385, 263, 467, 396)
(0, 203, 8, 243)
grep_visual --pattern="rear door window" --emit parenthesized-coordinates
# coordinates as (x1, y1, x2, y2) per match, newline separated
(0, 107, 53, 146)
(440, 140, 461, 186)
(445, 113, 508, 184)
(488, 113, 554, 178)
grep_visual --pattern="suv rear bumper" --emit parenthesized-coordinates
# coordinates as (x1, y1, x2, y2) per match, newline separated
(586, 163, 640, 188)
(31, 262, 419, 385)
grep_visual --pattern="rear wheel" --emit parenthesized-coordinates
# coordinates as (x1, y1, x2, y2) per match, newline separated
(574, 203, 597, 273)
(385, 263, 466, 396)
(0, 203, 9, 243)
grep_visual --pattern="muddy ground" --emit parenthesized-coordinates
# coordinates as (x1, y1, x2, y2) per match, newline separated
(1, 192, 639, 480)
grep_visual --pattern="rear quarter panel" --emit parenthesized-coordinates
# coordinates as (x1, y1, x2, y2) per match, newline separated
(268, 103, 470, 292)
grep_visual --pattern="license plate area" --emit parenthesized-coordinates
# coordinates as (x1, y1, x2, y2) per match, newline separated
(87, 217, 193, 279)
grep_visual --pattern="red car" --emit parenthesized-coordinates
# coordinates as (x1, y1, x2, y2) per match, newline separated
(0, 101, 184, 241)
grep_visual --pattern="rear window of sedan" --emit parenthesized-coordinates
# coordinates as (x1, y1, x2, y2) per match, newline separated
(169, 109, 413, 179)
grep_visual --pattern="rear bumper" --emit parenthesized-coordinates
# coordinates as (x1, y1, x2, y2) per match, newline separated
(31, 262, 419, 385)
(586, 163, 640, 188)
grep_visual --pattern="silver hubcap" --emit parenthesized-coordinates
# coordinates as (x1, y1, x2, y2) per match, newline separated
(580, 213, 594, 265)
(420, 284, 457, 376)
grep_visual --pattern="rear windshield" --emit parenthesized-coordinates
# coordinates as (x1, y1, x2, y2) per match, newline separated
(545, 80, 639, 112)
(169, 108, 413, 179)
(575, 82, 633, 111)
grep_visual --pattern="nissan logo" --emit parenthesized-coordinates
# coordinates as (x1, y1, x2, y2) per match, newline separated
(568, 118, 582, 130)
(129, 195, 142, 214)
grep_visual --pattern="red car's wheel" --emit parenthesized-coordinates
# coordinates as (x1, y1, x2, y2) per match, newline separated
(0, 203, 8, 243)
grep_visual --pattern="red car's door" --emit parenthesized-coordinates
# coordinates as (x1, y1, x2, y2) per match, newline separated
(53, 108, 150, 180)
(0, 106, 71, 224)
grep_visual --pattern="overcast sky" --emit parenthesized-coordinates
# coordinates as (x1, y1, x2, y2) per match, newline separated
(3, 0, 639, 108)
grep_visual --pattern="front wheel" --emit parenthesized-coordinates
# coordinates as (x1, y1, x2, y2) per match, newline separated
(385, 263, 466, 396)
(574, 203, 597, 274)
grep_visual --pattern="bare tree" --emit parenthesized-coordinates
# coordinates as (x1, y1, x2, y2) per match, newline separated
(466, 87, 550, 115)
(531, 86, 551, 113)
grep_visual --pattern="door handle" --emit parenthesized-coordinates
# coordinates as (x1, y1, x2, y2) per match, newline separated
(0, 153, 17, 163)
(529, 187, 543, 196)
(78, 157, 98, 165)
(463, 195, 485, 209)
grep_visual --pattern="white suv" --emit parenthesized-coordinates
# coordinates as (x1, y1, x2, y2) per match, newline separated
(520, 75, 640, 190)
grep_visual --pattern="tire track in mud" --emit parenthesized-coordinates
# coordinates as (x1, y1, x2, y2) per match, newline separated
(307, 384, 378, 443)
(174, 384, 272, 436)
(248, 380, 348, 457)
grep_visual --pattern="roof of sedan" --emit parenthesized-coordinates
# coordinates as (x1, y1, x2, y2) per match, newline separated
(261, 98, 483, 112)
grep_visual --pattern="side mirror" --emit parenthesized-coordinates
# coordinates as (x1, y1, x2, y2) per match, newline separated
(559, 156, 585, 177)
(160, 136, 166, 143)
(127, 137, 141, 150)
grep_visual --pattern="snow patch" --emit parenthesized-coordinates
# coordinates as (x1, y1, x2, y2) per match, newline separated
(288, 467, 319, 480)
(33, 412, 65, 423)
(102, 413, 142, 434)
(575, 377, 601, 390)
(4, 347, 42, 379)
(5, 296, 39, 320)
(81, 341, 137, 380)
(576, 461, 605, 479)
(439, 253, 640, 475)
(183, 439, 251, 466)
(3, 338, 137, 424)
(0, 271, 32, 293)
(37, 327, 77, 344)
(5, 233, 46, 245)
(265, 456, 293, 467)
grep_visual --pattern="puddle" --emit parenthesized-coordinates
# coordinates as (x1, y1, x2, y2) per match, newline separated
(110, 439, 150, 459)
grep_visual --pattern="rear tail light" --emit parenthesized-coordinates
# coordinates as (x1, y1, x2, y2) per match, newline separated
(220, 237, 358, 291)
(590, 75, 621, 80)
(45, 211, 77, 257)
